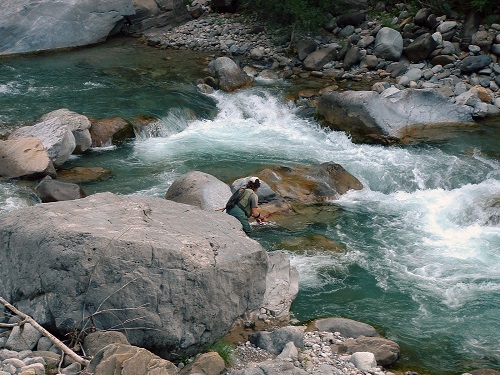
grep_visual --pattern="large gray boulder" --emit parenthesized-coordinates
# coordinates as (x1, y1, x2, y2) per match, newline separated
(373, 27, 403, 61)
(0, 192, 271, 357)
(317, 87, 474, 143)
(0, 0, 135, 56)
(165, 171, 232, 211)
(9, 118, 77, 167)
(207, 57, 253, 92)
(39, 109, 92, 154)
(122, 0, 190, 34)
(0, 137, 56, 179)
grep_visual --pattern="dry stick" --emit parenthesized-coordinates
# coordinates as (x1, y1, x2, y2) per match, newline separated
(0, 296, 90, 367)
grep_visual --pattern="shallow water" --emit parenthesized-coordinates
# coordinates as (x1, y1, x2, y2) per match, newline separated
(1, 36, 499, 374)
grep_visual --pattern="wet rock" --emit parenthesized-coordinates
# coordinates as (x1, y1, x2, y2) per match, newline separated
(89, 117, 135, 147)
(57, 166, 113, 184)
(34, 176, 86, 203)
(317, 88, 473, 143)
(207, 56, 253, 91)
(165, 170, 232, 211)
(256, 163, 363, 205)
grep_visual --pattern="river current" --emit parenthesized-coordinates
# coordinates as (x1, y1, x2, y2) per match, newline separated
(1, 36, 499, 374)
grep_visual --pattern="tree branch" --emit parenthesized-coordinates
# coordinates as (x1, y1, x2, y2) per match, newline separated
(0, 296, 90, 367)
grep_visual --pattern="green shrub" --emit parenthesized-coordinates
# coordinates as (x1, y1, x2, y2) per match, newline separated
(240, 0, 329, 31)
(209, 340, 236, 366)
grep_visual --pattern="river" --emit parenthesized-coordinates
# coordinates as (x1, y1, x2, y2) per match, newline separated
(0, 36, 499, 374)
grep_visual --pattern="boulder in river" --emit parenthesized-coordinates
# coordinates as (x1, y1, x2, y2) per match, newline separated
(256, 163, 363, 205)
(317, 87, 475, 144)
(8, 117, 77, 167)
(165, 170, 231, 211)
(207, 57, 253, 92)
(39, 109, 92, 154)
(0, 192, 283, 358)
(0, 137, 56, 179)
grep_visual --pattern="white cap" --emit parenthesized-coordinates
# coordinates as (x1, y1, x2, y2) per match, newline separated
(248, 176, 260, 183)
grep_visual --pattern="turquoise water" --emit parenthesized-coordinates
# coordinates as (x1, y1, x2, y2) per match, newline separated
(1, 37, 499, 374)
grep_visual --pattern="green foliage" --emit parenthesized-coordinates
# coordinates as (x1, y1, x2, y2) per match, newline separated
(240, 0, 330, 31)
(209, 340, 236, 366)
(407, 0, 499, 16)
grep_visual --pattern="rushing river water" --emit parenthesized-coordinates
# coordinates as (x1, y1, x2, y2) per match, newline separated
(1, 36, 499, 374)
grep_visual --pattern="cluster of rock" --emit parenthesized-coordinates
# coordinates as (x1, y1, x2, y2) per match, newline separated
(0, 316, 404, 375)
(142, 4, 500, 125)
(0, 109, 160, 201)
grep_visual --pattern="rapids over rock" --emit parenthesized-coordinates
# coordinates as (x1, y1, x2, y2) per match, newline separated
(0, 37, 499, 375)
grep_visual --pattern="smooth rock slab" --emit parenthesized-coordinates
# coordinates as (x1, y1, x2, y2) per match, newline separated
(0, 0, 135, 55)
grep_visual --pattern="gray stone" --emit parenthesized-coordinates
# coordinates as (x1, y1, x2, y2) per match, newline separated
(338, 25, 355, 38)
(61, 362, 82, 375)
(404, 33, 438, 63)
(350, 352, 377, 371)
(337, 336, 400, 366)
(303, 47, 338, 71)
(9, 118, 76, 167)
(337, 11, 365, 28)
(165, 171, 231, 211)
(460, 55, 492, 73)
(314, 317, 380, 338)
(0, 0, 135, 55)
(39, 109, 92, 154)
(414, 8, 431, 27)
(343, 46, 362, 70)
(5, 323, 42, 351)
(228, 359, 307, 375)
(86, 343, 178, 375)
(317, 88, 473, 142)
(249, 327, 305, 355)
(296, 40, 318, 61)
(0, 192, 272, 357)
(437, 21, 457, 34)
(207, 57, 253, 92)
(83, 331, 130, 358)
(357, 35, 375, 48)
(492, 44, 500, 56)
(373, 27, 403, 61)
(35, 176, 86, 203)
(0, 138, 56, 179)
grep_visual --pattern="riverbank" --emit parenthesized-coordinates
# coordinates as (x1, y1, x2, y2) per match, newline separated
(140, 7, 500, 119)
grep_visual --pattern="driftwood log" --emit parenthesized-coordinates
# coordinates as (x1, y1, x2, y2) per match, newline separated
(0, 296, 90, 367)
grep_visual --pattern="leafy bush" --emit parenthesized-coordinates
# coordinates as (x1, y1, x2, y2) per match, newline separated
(240, 0, 330, 30)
